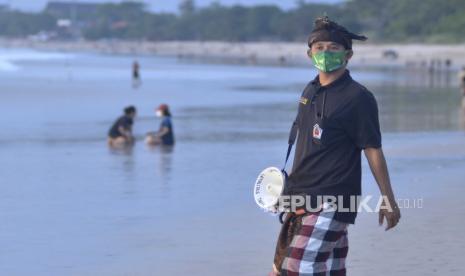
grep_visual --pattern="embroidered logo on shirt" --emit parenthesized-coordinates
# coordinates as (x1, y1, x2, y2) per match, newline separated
(313, 123, 323, 140)
(300, 97, 308, 105)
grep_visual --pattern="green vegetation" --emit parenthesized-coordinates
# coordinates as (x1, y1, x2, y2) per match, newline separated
(0, 10, 55, 37)
(0, 0, 464, 43)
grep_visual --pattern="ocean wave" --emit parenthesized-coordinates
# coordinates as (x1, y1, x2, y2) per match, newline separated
(0, 48, 75, 72)
(0, 59, 19, 71)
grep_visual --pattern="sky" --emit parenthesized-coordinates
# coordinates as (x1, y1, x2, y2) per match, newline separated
(0, 0, 342, 13)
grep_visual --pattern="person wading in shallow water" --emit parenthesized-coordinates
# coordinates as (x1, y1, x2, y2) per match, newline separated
(108, 106, 136, 147)
(270, 16, 401, 276)
(132, 60, 141, 88)
(145, 104, 175, 147)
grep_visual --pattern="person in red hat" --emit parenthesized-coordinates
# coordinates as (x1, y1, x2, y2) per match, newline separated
(145, 104, 175, 146)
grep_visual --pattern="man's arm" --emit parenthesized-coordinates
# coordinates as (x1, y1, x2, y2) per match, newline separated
(364, 147, 401, 231)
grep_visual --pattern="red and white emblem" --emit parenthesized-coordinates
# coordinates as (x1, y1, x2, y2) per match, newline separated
(313, 123, 323, 140)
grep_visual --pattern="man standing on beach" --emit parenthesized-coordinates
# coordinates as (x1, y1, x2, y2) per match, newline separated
(132, 60, 141, 88)
(459, 66, 465, 95)
(271, 17, 401, 275)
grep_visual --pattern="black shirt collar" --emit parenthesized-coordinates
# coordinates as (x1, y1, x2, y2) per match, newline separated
(311, 69, 352, 91)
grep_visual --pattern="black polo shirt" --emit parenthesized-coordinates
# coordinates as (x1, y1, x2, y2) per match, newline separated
(284, 70, 382, 224)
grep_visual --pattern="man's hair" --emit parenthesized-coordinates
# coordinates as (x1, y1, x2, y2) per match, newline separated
(308, 16, 367, 50)
(124, 106, 136, 115)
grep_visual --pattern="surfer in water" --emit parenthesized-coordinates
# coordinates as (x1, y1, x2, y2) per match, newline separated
(108, 106, 136, 147)
(145, 104, 175, 146)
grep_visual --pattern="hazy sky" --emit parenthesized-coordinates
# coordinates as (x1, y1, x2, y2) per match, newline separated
(1, 0, 342, 12)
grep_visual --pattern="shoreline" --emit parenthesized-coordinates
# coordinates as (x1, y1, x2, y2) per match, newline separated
(1, 39, 465, 70)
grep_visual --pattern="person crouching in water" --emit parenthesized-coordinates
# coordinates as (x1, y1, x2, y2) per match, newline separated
(145, 104, 175, 146)
(108, 106, 136, 147)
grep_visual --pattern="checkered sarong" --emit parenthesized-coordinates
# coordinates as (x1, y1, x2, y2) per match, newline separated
(272, 204, 349, 276)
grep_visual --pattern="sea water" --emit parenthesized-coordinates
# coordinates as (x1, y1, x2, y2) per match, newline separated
(1, 48, 464, 275)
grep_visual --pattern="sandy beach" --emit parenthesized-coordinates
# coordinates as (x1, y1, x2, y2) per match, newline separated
(2, 39, 465, 70)
(1, 47, 464, 275)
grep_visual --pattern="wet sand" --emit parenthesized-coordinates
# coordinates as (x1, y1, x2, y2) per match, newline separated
(348, 132, 465, 276)
(0, 49, 464, 275)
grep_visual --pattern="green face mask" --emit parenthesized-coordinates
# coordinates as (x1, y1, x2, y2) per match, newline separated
(311, 51, 348, 73)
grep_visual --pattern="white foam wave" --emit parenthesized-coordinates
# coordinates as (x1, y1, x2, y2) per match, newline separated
(0, 48, 75, 72)
(0, 59, 19, 71)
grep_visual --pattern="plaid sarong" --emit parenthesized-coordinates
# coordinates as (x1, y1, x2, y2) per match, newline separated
(272, 204, 349, 276)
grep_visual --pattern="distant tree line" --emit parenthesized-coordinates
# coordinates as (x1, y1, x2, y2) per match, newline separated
(0, 0, 464, 43)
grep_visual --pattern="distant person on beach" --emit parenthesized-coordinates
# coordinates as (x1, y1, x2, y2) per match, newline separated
(460, 67, 465, 118)
(108, 106, 137, 147)
(132, 60, 141, 88)
(145, 104, 175, 146)
(459, 66, 465, 96)
(269, 16, 401, 276)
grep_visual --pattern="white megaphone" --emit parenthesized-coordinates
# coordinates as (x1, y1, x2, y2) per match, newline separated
(255, 121, 297, 213)
(254, 167, 286, 212)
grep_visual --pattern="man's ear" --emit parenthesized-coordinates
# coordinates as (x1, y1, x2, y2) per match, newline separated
(307, 49, 313, 58)
(346, 50, 353, 60)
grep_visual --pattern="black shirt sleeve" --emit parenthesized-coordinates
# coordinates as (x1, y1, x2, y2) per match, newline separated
(348, 91, 382, 149)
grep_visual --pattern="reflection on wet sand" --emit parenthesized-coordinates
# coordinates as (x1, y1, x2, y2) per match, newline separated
(109, 145, 136, 181)
(175, 81, 463, 143)
(158, 146, 174, 187)
(109, 144, 134, 156)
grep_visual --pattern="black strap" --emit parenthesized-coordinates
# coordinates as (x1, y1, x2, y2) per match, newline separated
(278, 121, 299, 224)
(279, 212, 286, 224)
(282, 121, 299, 171)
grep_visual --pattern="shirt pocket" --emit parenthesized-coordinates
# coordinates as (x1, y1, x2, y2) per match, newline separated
(320, 118, 345, 146)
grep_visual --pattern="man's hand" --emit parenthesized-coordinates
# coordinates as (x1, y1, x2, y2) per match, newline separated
(379, 198, 401, 231)
(364, 147, 401, 231)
